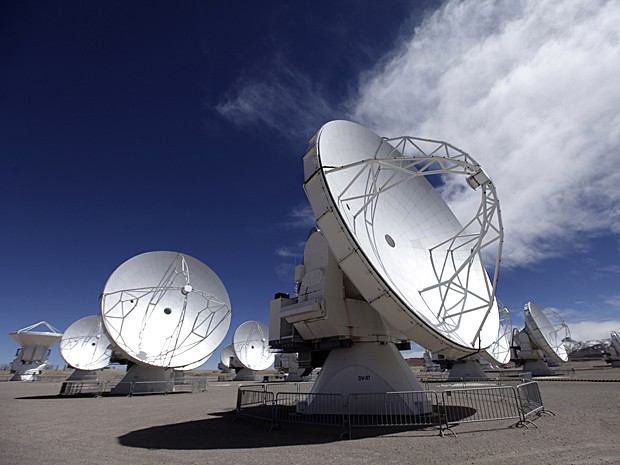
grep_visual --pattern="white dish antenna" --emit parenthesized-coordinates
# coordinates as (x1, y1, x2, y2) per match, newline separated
(524, 301, 570, 363)
(9, 321, 63, 349)
(611, 331, 620, 352)
(100, 251, 231, 369)
(219, 344, 238, 368)
(304, 120, 503, 358)
(484, 302, 513, 365)
(60, 316, 112, 370)
(8, 321, 63, 381)
(232, 321, 274, 371)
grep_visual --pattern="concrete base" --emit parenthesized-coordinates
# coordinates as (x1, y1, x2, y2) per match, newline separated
(522, 359, 554, 376)
(66, 369, 98, 381)
(233, 368, 263, 381)
(448, 359, 489, 380)
(111, 364, 174, 395)
(299, 342, 431, 415)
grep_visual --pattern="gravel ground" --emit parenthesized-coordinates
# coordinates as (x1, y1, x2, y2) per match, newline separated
(1, 366, 619, 465)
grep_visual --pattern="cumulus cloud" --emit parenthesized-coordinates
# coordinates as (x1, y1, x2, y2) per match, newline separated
(352, 0, 620, 268)
(567, 319, 620, 341)
(215, 60, 335, 141)
(605, 294, 620, 308)
(278, 203, 316, 230)
(273, 204, 314, 282)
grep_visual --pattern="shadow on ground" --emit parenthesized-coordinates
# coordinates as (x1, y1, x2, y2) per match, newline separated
(117, 409, 449, 449)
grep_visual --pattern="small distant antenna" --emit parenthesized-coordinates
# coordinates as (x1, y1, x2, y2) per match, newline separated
(59, 315, 112, 382)
(231, 321, 274, 380)
(8, 321, 63, 381)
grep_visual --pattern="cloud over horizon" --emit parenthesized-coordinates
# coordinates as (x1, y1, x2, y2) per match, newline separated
(353, 0, 620, 268)
(215, 59, 336, 141)
(214, 0, 620, 272)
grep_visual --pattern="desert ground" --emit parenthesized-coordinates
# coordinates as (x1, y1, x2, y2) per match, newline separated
(1, 362, 619, 465)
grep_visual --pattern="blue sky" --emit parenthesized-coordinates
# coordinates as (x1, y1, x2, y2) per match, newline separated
(2, 0, 619, 370)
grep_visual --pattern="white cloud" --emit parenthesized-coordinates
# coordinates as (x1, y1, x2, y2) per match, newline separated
(215, 59, 334, 141)
(567, 319, 620, 341)
(279, 203, 316, 230)
(352, 0, 620, 268)
(605, 294, 620, 308)
(275, 246, 302, 259)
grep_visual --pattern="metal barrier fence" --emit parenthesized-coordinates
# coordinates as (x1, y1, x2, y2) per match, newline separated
(274, 392, 346, 431)
(347, 391, 441, 438)
(516, 381, 553, 423)
(440, 385, 522, 433)
(235, 381, 550, 438)
(59, 380, 107, 396)
(58, 378, 208, 397)
(263, 381, 315, 396)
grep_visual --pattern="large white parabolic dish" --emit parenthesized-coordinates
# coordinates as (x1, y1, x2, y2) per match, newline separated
(303, 120, 502, 358)
(60, 315, 112, 370)
(524, 302, 569, 363)
(100, 251, 231, 368)
(232, 321, 274, 371)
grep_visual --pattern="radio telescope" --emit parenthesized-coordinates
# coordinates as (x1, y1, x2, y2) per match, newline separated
(100, 251, 232, 393)
(482, 302, 513, 365)
(222, 321, 274, 381)
(512, 302, 570, 376)
(218, 344, 238, 373)
(8, 321, 63, 381)
(270, 120, 503, 413)
(59, 315, 112, 381)
(605, 331, 620, 368)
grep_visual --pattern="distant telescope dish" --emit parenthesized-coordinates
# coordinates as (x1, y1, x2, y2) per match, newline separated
(524, 302, 570, 363)
(304, 120, 503, 357)
(100, 251, 231, 369)
(233, 321, 274, 371)
(60, 316, 112, 370)
(8, 321, 63, 381)
(611, 331, 620, 352)
(9, 321, 63, 348)
(484, 303, 513, 365)
(219, 344, 238, 369)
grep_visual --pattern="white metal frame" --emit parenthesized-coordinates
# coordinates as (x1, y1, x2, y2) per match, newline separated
(321, 135, 503, 349)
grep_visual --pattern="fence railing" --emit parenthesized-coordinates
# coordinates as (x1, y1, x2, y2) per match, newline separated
(58, 378, 208, 397)
(347, 390, 440, 438)
(516, 380, 553, 424)
(275, 392, 346, 431)
(235, 381, 551, 438)
(440, 385, 522, 433)
(59, 380, 107, 396)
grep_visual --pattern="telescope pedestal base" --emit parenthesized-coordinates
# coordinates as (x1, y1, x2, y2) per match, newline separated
(521, 359, 553, 376)
(448, 359, 489, 380)
(111, 364, 174, 395)
(66, 369, 98, 381)
(233, 368, 262, 381)
(299, 342, 431, 415)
